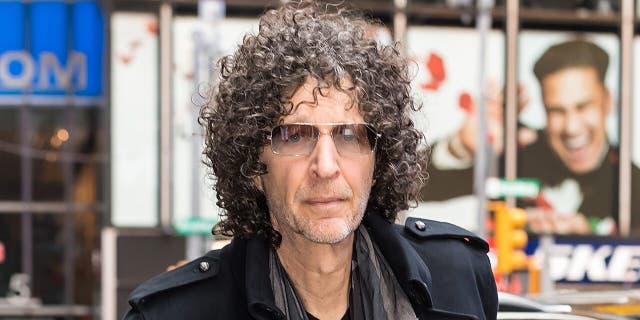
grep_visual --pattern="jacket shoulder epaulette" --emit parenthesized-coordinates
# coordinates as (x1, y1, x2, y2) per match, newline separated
(402, 217, 489, 252)
(128, 249, 222, 306)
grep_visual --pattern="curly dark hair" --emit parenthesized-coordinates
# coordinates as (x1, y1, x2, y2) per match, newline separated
(200, 0, 427, 247)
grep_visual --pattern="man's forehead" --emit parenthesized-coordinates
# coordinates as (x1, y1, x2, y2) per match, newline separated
(541, 66, 605, 99)
(279, 78, 362, 123)
(280, 103, 363, 124)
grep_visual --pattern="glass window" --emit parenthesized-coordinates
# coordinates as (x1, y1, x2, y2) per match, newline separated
(29, 108, 99, 201)
(29, 212, 98, 305)
(0, 214, 21, 297)
(0, 0, 104, 315)
(0, 108, 21, 200)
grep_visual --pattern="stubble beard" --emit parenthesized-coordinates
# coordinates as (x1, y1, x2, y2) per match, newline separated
(268, 185, 371, 245)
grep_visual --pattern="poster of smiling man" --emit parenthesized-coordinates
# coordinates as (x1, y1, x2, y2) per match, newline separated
(516, 32, 640, 236)
(413, 29, 640, 237)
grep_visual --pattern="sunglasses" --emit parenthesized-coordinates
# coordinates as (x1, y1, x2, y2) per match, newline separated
(267, 123, 381, 156)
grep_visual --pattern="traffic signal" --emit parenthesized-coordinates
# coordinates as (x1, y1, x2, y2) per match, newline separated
(495, 205, 528, 275)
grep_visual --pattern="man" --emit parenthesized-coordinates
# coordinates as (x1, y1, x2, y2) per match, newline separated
(424, 39, 640, 235)
(124, 1, 497, 319)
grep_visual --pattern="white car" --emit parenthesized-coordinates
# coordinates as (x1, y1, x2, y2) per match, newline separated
(498, 292, 636, 320)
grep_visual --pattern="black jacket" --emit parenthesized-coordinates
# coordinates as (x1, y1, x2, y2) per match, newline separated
(124, 214, 498, 320)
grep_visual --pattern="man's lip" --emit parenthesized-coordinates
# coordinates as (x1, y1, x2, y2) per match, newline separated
(562, 135, 591, 151)
(304, 198, 345, 204)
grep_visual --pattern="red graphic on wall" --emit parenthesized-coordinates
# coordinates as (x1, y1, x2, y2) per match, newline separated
(146, 20, 158, 35)
(458, 91, 473, 113)
(421, 52, 446, 91)
(458, 91, 497, 145)
(117, 40, 141, 65)
(117, 18, 158, 65)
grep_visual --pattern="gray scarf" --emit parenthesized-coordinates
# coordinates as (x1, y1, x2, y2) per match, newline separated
(269, 225, 417, 320)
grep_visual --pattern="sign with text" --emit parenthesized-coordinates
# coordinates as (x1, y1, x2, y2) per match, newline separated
(175, 216, 218, 236)
(527, 236, 640, 283)
(486, 177, 540, 199)
(0, 0, 104, 105)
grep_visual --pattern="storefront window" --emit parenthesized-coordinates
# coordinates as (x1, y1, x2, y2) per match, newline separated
(0, 0, 104, 316)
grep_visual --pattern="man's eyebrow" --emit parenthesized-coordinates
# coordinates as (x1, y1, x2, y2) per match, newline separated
(545, 104, 565, 112)
(546, 97, 595, 111)
(575, 98, 596, 109)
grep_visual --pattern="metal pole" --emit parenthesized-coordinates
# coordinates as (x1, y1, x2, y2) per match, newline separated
(159, 2, 173, 231)
(618, 0, 633, 237)
(62, 107, 76, 307)
(393, 0, 407, 56)
(20, 8, 34, 293)
(185, 0, 226, 259)
(19, 105, 34, 295)
(63, 5, 76, 306)
(187, 20, 205, 261)
(101, 0, 113, 231)
(504, 0, 519, 207)
(474, 0, 494, 239)
(539, 234, 555, 293)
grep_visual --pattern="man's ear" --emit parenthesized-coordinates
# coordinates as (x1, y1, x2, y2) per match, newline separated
(253, 175, 264, 193)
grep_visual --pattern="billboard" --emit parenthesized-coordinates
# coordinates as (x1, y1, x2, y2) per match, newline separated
(516, 32, 634, 236)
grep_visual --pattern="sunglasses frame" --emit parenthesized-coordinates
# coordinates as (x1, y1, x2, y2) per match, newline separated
(266, 122, 382, 157)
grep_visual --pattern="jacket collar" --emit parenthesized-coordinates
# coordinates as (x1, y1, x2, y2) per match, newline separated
(240, 212, 434, 319)
(362, 213, 434, 307)
(242, 237, 284, 320)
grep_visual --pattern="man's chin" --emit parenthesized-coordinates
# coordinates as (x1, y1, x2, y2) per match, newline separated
(301, 221, 356, 244)
(557, 145, 603, 174)
(568, 165, 598, 175)
(562, 157, 600, 174)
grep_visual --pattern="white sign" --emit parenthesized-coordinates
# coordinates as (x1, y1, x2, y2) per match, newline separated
(0, 51, 87, 90)
(537, 243, 640, 283)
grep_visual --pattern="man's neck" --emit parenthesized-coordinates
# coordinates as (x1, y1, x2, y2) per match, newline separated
(276, 233, 354, 320)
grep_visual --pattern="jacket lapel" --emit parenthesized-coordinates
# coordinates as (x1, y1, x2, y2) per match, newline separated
(230, 237, 284, 320)
(362, 213, 434, 307)
(363, 213, 479, 320)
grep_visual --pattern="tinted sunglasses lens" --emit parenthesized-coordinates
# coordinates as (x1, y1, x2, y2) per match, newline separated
(333, 124, 377, 155)
(271, 124, 317, 155)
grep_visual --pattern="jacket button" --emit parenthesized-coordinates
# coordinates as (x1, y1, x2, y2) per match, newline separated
(199, 261, 210, 272)
(414, 220, 426, 231)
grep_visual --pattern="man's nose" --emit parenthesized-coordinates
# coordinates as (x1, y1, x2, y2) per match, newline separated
(310, 134, 340, 179)
(564, 110, 582, 136)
